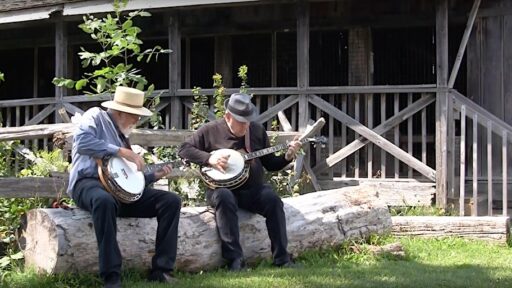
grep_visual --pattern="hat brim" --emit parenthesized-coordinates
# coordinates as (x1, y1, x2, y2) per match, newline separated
(101, 101, 153, 117)
(224, 99, 257, 123)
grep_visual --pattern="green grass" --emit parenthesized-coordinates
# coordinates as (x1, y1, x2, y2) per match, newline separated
(3, 236, 512, 288)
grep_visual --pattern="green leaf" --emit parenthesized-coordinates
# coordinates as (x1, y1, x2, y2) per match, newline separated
(63, 79, 76, 89)
(75, 79, 88, 90)
(95, 78, 107, 93)
(135, 82, 145, 91)
(122, 19, 133, 30)
(10, 251, 23, 260)
(0, 256, 10, 268)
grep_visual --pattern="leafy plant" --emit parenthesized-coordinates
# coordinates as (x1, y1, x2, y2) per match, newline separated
(0, 141, 23, 177)
(212, 73, 226, 118)
(238, 65, 249, 94)
(0, 71, 4, 83)
(18, 149, 69, 177)
(152, 145, 207, 206)
(52, 0, 170, 94)
(190, 87, 209, 131)
(0, 147, 70, 275)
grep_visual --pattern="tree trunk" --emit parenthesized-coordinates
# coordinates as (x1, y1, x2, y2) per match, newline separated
(22, 187, 391, 274)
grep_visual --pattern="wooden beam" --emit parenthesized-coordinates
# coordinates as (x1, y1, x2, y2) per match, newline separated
(54, 14, 68, 124)
(25, 104, 56, 126)
(63, 102, 84, 116)
(313, 95, 435, 174)
(448, 0, 481, 88)
(309, 94, 436, 181)
(296, 0, 309, 131)
(391, 216, 510, 244)
(435, 0, 449, 208)
(255, 96, 298, 124)
(168, 13, 182, 129)
(175, 85, 438, 97)
(0, 177, 67, 198)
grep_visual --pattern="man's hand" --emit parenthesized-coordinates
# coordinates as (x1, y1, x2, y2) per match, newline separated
(155, 164, 173, 181)
(285, 136, 302, 161)
(117, 147, 145, 171)
(208, 153, 231, 173)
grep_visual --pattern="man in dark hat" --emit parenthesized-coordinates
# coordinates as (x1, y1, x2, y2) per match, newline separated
(68, 86, 182, 288)
(179, 93, 301, 271)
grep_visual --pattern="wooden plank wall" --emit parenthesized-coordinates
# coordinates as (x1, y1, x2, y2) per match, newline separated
(466, 0, 512, 203)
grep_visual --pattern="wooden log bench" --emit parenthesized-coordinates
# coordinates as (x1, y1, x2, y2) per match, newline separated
(20, 186, 392, 274)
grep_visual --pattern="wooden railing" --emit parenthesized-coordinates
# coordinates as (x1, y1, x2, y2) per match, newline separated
(450, 90, 512, 216)
(0, 85, 439, 183)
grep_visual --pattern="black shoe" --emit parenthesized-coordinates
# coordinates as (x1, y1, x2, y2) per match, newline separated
(104, 273, 122, 288)
(275, 260, 302, 268)
(228, 258, 246, 272)
(148, 270, 178, 283)
(104, 280, 122, 288)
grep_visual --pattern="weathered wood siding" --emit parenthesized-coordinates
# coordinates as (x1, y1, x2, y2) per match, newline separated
(465, 0, 512, 202)
(0, 0, 85, 12)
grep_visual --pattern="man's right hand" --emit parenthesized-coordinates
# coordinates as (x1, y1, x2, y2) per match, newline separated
(117, 147, 145, 171)
(208, 153, 231, 173)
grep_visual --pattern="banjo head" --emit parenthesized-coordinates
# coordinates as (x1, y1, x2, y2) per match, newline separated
(108, 156, 145, 195)
(203, 149, 245, 181)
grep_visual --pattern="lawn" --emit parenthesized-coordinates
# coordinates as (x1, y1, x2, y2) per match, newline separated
(3, 236, 512, 288)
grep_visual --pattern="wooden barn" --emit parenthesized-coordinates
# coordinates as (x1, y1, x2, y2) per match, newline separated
(0, 0, 511, 216)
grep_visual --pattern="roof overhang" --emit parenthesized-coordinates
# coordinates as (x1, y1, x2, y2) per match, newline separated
(0, 0, 260, 24)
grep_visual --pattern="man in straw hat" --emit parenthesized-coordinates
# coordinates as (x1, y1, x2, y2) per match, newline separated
(179, 93, 301, 271)
(67, 86, 181, 287)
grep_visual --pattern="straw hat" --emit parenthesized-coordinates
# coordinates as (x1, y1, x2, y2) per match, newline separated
(101, 86, 152, 116)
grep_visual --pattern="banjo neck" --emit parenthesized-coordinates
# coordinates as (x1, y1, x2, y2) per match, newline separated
(243, 138, 310, 161)
(144, 160, 182, 173)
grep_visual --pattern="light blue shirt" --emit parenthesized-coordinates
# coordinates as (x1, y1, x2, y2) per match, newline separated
(67, 107, 155, 196)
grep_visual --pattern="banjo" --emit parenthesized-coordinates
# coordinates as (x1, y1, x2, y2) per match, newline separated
(199, 136, 327, 189)
(97, 156, 181, 203)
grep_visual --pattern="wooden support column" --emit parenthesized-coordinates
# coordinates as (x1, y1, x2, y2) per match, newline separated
(55, 15, 68, 124)
(348, 27, 372, 86)
(168, 13, 182, 129)
(348, 27, 373, 177)
(214, 36, 233, 88)
(436, 0, 450, 208)
(297, 0, 309, 132)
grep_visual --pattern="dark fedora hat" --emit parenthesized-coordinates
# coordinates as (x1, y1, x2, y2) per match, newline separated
(224, 93, 257, 122)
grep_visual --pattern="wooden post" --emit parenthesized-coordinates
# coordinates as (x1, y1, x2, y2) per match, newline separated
(214, 36, 233, 88)
(435, 0, 450, 208)
(297, 0, 309, 131)
(348, 27, 372, 177)
(55, 14, 68, 124)
(448, 0, 481, 89)
(168, 13, 182, 129)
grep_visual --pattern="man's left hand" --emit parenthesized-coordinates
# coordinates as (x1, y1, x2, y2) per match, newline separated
(155, 164, 173, 180)
(285, 136, 302, 161)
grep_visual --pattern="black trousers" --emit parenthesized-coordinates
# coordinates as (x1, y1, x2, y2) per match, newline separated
(72, 178, 181, 282)
(206, 183, 290, 265)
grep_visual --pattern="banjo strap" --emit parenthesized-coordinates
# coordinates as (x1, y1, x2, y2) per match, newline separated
(245, 125, 251, 153)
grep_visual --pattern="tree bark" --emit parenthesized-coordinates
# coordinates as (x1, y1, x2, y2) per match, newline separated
(391, 216, 510, 243)
(22, 187, 392, 274)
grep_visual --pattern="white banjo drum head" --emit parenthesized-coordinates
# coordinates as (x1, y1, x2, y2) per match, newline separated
(204, 149, 245, 181)
(108, 157, 145, 195)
